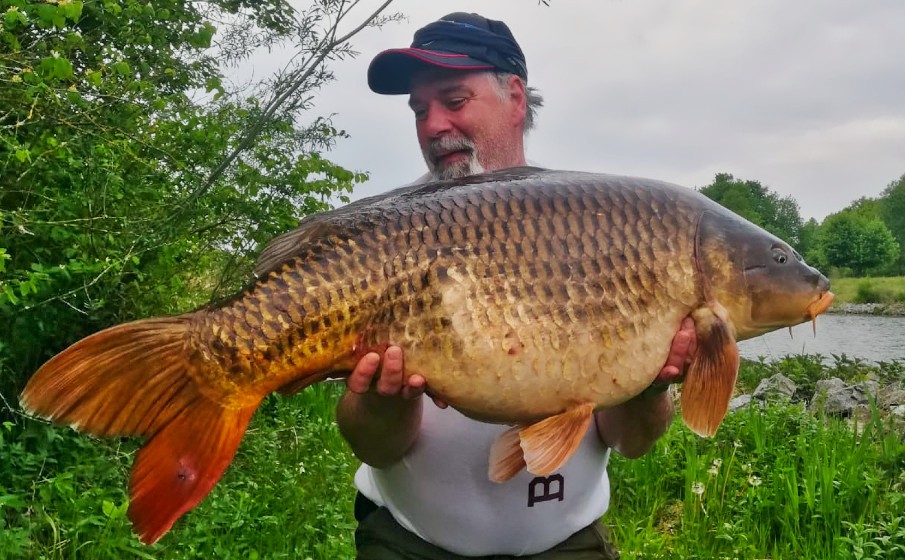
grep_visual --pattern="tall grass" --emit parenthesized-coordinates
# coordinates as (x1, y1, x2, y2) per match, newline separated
(3, 358, 905, 559)
(608, 401, 905, 558)
(828, 276, 905, 305)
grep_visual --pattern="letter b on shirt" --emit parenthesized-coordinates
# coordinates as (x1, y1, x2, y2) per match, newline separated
(528, 474, 564, 507)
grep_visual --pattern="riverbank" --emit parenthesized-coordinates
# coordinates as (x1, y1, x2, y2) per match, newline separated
(825, 276, 905, 316)
(829, 301, 905, 316)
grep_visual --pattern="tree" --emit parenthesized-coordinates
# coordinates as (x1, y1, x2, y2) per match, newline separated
(0, 0, 393, 401)
(878, 174, 905, 274)
(798, 217, 822, 265)
(816, 211, 900, 276)
(698, 173, 803, 249)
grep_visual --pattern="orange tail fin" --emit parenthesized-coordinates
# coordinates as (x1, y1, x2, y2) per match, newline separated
(20, 317, 260, 544)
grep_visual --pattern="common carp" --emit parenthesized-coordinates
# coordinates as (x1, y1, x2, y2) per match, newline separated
(21, 167, 833, 544)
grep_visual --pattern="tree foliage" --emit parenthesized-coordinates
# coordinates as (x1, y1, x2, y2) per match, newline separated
(817, 211, 900, 276)
(878, 174, 905, 274)
(698, 173, 804, 249)
(0, 0, 391, 402)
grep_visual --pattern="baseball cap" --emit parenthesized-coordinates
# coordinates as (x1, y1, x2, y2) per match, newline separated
(367, 12, 527, 95)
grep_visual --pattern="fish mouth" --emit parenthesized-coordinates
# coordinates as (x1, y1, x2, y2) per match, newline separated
(806, 291, 835, 319)
(804, 291, 834, 335)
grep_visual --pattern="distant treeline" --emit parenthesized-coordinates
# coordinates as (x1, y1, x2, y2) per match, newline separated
(698, 173, 905, 277)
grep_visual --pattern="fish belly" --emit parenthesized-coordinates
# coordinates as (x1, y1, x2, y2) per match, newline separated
(401, 287, 693, 423)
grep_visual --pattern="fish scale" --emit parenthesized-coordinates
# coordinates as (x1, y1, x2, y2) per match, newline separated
(21, 167, 833, 544)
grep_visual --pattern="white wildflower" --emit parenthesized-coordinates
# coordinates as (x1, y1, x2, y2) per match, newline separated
(747, 475, 762, 487)
(691, 482, 705, 496)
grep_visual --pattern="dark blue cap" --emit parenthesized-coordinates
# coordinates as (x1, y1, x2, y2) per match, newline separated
(368, 13, 527, 95)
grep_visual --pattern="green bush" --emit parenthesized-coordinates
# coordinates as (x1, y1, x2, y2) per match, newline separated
(854, 280, 898, 304)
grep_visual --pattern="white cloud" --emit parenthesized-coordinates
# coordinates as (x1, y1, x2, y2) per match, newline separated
(245, 0, 905, 221)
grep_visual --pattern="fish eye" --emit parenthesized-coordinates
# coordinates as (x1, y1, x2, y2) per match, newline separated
(772, 248, 788, 264)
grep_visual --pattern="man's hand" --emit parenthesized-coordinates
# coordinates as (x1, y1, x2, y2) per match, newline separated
(347, 346, 448, 408)
(337, 345, 446, 468)
(656, 316, 697, 384)
(347, 346, 425, 400)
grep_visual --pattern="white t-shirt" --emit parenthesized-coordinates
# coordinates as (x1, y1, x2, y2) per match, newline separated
(354, 401, 611, 556)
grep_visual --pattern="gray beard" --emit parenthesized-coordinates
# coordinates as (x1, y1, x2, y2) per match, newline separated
(431, 157, 485, 181)
(424, 136, 485, 180)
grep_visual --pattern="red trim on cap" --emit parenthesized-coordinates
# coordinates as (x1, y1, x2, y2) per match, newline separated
(399, 50, 494, 70)
(379, 47, 471, 58)
(407, 48, 469, 58)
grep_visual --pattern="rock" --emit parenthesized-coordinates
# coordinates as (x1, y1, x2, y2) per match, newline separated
(830, 302, 905, 316)
(832, 303, 883, 314)
(879, 385, 905, 409)
(752, 374, 797, 402)
(891, 404, 905, 418)
(729, 394, 753, 412)
(810, 377, 880, 416)
(815, 377, 847, 395)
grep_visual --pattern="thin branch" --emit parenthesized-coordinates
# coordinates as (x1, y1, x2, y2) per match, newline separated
(189, 0, 393, 204)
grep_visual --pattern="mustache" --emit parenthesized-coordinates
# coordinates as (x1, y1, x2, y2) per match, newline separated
(427, 136, 476, 163)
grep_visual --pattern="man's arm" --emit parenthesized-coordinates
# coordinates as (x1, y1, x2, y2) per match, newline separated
(336, 347, 430, 468)
(596, 317, 696, 458)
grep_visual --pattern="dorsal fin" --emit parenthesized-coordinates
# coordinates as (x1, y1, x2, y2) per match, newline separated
(253, 215, 335, 277)
(253, 167, 550, 277)
(253, 181, 429, 277)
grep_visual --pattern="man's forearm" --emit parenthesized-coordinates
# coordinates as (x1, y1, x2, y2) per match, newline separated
(595, 389, 675, 459)
(336, 390, 423, 468)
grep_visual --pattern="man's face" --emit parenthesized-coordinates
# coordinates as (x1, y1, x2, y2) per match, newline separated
(408, 70, 525, 180)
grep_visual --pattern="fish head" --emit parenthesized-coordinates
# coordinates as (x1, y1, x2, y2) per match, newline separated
(696, 209, 833, 342)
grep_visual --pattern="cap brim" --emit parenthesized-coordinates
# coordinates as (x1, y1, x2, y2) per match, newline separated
(367, 48, 495, 95)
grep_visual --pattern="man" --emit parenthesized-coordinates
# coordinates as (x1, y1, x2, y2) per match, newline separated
(336, 13, 696, 559)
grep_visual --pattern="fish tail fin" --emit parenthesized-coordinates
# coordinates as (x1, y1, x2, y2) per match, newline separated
(20, 316, 260, 543)
(129, 401, 256, 544)
(20, 317, 199, 436)
(680, 310, 739, 437)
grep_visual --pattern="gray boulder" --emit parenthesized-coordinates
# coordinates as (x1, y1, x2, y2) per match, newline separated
(879, 385, 905, 409)
(810, 377, 880, 416)
(729, 394, 753, 412)
(752, 374, 797, 402)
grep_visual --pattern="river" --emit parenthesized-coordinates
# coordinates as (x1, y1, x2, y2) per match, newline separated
(737, 313, 905, 363)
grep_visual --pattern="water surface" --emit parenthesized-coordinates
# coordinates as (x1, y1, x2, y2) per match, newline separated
(738, 313, 905, 363)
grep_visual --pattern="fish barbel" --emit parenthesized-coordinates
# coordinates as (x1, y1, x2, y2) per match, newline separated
(20, 167, 833, 543)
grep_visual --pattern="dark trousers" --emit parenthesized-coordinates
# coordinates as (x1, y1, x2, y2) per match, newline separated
(353, 493, 620, 560)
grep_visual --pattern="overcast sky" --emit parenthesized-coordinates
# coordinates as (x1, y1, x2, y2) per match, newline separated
(244, 0, 905, 221)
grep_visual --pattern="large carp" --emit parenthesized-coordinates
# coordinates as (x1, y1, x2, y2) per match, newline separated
(21, 167, 833, 543)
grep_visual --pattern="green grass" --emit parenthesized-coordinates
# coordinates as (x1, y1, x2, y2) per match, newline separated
(828, 276, 905, 306)
(608, 401, 905, 559)
(2, 358, 905, 559)
(1, 383, 357, 559)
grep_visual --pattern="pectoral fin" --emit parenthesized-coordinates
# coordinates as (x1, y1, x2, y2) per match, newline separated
(488, 426, 527, 483)
(489, 403, 595, 483)
(680, 307, 739, 437)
